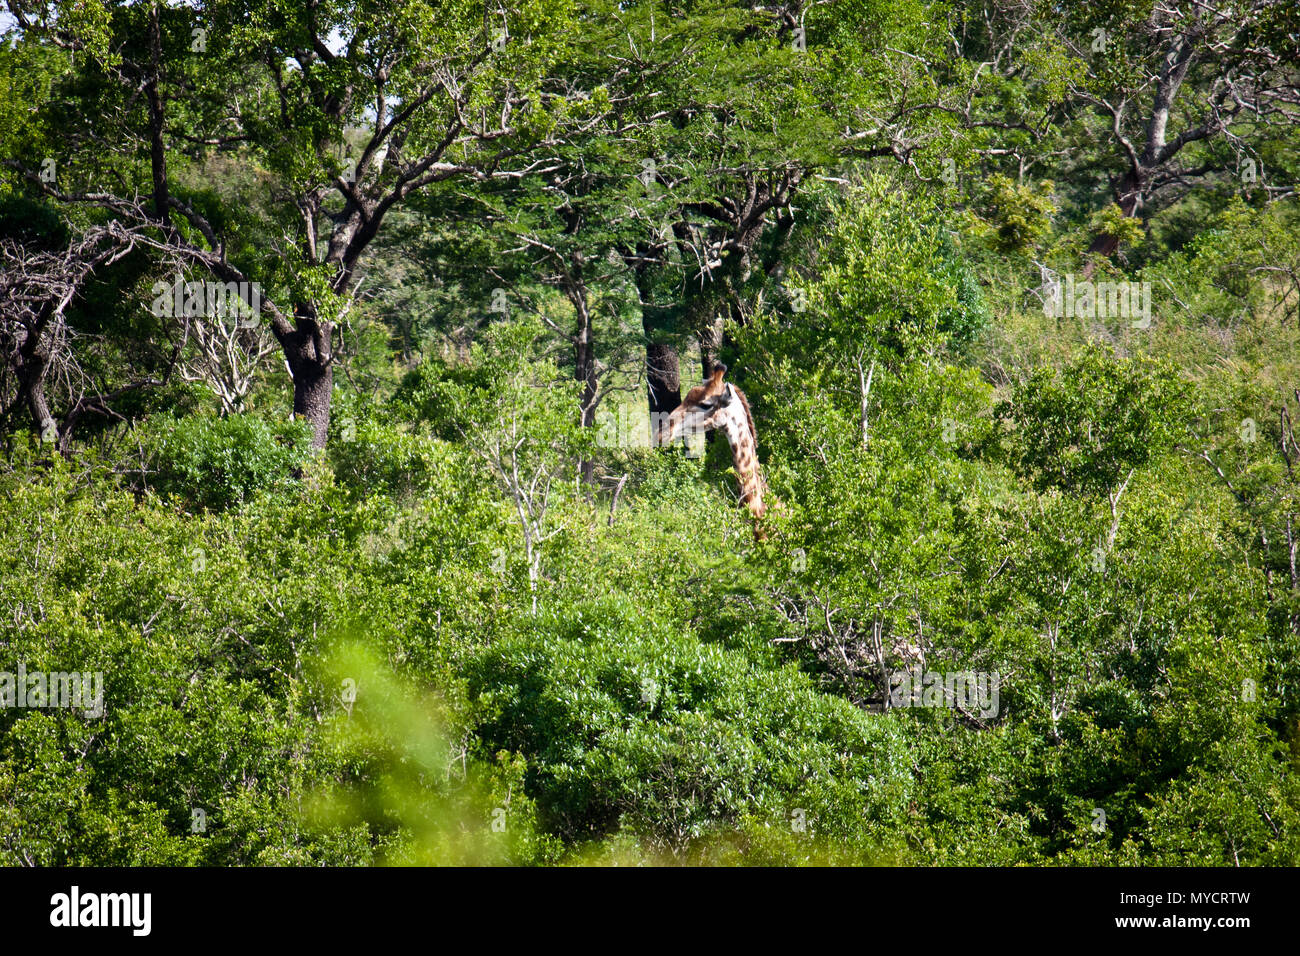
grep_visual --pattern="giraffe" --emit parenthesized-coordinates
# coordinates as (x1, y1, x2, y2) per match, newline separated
(654, 364, 770, 537)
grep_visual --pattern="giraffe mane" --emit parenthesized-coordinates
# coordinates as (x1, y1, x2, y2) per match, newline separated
(732, 384, 758, 456)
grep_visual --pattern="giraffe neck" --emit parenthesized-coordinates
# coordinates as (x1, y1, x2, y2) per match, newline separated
(718, 413, 766, 522)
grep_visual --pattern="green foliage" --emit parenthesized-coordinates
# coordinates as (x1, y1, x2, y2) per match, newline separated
(1091, 202, 1147, 249)
(0, 196, 68, 249)
(465, 598, 911, 855)
(302, 640, 559, 865)
(999, 348, 1192, 496)
(327, 402, 446, 501)
(787, 174, 989, 363)
(145, 412, 314, 511)
(973, 174, 1058, 255)
(3, 0, 1300, 870)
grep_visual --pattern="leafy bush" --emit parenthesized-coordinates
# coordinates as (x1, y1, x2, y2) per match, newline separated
(328, 409, 447, 500)
(973, 174, 1057, 255)
(998, 347, 1191, 495)
(465, 597, 912, 856)
(146, 412, 314, 510)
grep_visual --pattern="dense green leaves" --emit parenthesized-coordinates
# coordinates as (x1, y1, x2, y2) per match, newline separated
(2, 0, 1299, 868)
(1000, 349, 1191, 496)
(146, 412, 314, 510)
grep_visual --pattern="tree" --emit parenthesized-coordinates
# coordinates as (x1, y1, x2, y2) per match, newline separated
(1049, 0, 1300, 272)
(0, 216, 161, 451)
(3, 0, 595, 448)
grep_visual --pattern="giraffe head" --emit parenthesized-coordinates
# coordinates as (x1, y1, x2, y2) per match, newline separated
(655, 364, 769, 533)
(654, 363, 733, 448)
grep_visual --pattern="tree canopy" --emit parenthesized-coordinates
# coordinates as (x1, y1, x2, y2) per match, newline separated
(2, 0, 1299, 866)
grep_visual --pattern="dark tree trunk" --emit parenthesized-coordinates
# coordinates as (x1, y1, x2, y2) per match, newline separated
(576, 349, 596, 483)
(645, 340, 681, 417)
(5, 300, 59, 444)
(634, 259, 681, 419)
(575, 329, 597, 427)
(13, 314, 56, 440)
(1083, 169, 1144, 277)
(286, 355, 330, 449)
(145, 3, 171, 227)
(20, 351, 55, 440)
(289, 355, 332, 450)
(279, 311, 333, 450)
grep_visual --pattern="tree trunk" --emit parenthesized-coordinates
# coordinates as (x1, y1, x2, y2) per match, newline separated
(645, 341, 680, 417)
(575, 333, 597, 425)
(145, 2, 171, 227)
(698, 308, 725, 380)
(21, 356, 55, 441)
(289, 355, 331, 450)
(13, 319, 56, 440)
(7, 303, 59, 444)
(1083, 169, 1144, 277)
(692, 299, 727, 448)
(279, 315, 333, 450)
(635, 260, 681, 419)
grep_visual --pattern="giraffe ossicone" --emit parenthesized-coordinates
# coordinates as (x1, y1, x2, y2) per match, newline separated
(655, 364, 770, 537)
